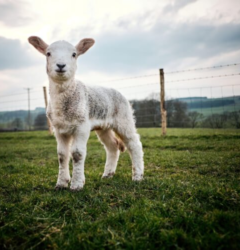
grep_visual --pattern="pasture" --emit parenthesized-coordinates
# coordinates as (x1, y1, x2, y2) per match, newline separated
(0, 129, 240, 249)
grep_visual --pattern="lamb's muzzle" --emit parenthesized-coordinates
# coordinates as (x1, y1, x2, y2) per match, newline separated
(28, 35, 144, 191)
(56, 64, 66, 73)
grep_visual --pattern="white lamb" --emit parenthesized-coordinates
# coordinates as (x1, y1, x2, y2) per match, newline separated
(28, 36, 144, 191)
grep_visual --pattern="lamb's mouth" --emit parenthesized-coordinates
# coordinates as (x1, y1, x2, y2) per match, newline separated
(56, 70, 66, 74)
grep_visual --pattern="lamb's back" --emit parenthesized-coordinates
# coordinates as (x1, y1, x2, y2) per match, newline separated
(86, 85, 130, 120)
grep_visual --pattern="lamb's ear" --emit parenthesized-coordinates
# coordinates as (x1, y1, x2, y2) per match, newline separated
(75, 38, 95, 56)
(28, 36, 48, 55)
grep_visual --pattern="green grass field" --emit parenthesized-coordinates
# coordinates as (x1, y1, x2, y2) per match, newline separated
(0, 129, 240, 249)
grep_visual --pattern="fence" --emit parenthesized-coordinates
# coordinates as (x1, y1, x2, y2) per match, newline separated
(0, 63, 240, 132)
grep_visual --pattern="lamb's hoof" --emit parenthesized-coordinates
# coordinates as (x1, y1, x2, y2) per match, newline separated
(55, 179, 70, 190)
(102, 172, 115, 179)
(132, 174, 144, 181)
(70, 186, 83, 192)
(70, 181, 84, 191)
(55, 185, 68, 190)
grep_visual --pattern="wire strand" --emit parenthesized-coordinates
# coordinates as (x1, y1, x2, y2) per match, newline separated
(165, 83, 240, 91)
(0, 97, 44, 104)
(165, 63, 240, 74)
(89, 63, 240, 84)
(165, 73, 240, 83)
(91, 74, 158, 84)
(0, 90, 42, 98)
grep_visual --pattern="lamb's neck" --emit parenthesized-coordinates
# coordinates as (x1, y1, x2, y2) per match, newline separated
(49, 78, 76, 99)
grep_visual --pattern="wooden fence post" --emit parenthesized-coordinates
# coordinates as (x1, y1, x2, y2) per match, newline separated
(159, 69, 167, 136)
(43, 86, 52, 134)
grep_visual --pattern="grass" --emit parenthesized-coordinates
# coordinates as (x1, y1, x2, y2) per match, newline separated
(0, 128, 240, 249)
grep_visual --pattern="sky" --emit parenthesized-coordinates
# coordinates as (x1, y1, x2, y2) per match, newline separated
(0, 0, 240, 111)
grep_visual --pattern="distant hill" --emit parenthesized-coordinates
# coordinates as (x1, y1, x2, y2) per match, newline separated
(0, 107, 46, 129)
(176, 97, 208, 102)
(0, 107, 45, 122)
(175, 96, 240, 115)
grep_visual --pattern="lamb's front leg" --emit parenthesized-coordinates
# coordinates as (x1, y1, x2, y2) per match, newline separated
(55, 133, 71, 189)
(70, 130, 90, 191)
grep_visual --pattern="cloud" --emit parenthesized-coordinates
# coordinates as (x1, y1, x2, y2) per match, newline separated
(0, 36, 40, 70)
(73, 20, 240, 75)
(0, 0, 34, 27)
(163, 0, 198, 13)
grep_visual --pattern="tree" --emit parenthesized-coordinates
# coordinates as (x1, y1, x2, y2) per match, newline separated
(188, 111, 204, 128)
(230, 111, 240, 129)
(131, 99, 160, 127)
(34, 113, 47, 130)
(10, 118, 23, 130)
(166, 100, 190, 127)
(203, 113, 228, 128)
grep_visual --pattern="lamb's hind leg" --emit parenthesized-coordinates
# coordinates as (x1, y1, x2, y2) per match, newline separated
(115, 127, 144, 181)
(96, 129, 125, 178)
(55, 132, 71, 189)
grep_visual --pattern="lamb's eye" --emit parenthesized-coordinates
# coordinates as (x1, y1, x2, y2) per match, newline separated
(47, 52, 51, 57)
(72, 53, 76, 58)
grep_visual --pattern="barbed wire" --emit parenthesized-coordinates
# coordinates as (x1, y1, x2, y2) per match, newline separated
(165, 63, 240, 74)
(1, 82, 240, 103)
(117, 73, 240, 90)
(118, 82, 158, 89)
(0, 89, 43, 98)
(0, 97, 44, 104)
(89, 63, 240, 84)
(133, 107, 160, 112)
(165, 83, 240, 91)
(93, 74, 158, 84)
(135, 114, 160, 118)
(0, 69, 239, 99)
(0, 92, 26, 98)
(0, 63, 239, 99)
(165, 73, 240, 83)
(136, 121, 160, 125)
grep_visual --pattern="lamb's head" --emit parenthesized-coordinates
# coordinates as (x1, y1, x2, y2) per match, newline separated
(28, 36, 95, 83)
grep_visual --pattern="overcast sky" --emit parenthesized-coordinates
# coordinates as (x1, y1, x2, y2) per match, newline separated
(0, 0, 240, 110)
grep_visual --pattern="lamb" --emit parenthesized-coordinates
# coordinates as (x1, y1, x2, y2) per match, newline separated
(28, 36, 144, 191)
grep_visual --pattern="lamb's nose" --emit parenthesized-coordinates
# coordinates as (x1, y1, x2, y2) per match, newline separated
(56, 64, 66, 69)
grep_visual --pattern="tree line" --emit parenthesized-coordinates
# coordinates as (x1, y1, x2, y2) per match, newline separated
(1, 99, 240, 131)
(131, 99, 240, 129)
(0, 113, 47, 131)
